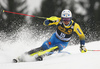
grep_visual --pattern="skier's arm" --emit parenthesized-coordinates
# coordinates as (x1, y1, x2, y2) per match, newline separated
(74, 23, 87, 53)
(74, 23, 85, 45)
(43, 16, 61, 26)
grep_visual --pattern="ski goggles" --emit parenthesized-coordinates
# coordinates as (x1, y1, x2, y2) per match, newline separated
(62, 18, 71, 21)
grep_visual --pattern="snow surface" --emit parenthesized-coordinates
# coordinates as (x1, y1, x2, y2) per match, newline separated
(0, 39, 100, 69)
(0, 28, 100, 69)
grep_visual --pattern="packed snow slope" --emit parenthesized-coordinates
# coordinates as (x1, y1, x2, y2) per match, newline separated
(0, 41, 100, 69)
(0, 29, 100, 69)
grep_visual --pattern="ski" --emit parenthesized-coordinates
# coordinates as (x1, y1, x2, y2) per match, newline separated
(12, 51, 71, 63)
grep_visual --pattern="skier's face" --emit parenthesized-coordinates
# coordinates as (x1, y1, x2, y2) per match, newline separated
(62, 18, 71, 25)
(63, 21, 70, 25)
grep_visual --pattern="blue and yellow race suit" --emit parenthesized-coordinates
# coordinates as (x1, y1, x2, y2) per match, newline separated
(41, 17, 85, 51)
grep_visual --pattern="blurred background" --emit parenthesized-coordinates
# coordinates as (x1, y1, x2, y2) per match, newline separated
(0, 0, 100, 45)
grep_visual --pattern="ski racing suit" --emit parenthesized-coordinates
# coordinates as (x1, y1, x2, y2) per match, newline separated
(41, 18, 85, 52)
(13, 17, 86, 62)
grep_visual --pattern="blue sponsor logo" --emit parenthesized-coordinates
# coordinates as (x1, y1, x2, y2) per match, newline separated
(77, 28, 82, 34)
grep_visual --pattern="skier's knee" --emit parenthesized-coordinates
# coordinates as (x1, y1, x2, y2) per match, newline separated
(57, 44, 66, 51)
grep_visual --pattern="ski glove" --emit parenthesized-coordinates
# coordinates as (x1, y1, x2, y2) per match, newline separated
(80, 45, 87, 53)
(46, 16, 59, 22)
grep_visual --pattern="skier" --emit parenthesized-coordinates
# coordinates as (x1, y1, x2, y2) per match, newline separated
(13, 9, 87, 62)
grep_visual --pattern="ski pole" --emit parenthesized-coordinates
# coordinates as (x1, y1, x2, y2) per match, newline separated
(3, 10, 47, 19)
(88, 50, 100, 51)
